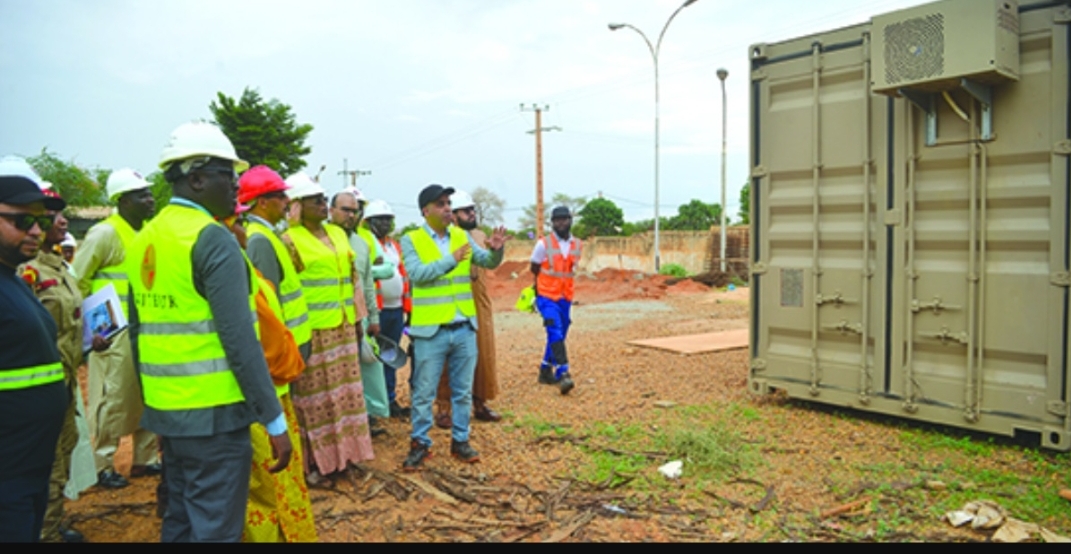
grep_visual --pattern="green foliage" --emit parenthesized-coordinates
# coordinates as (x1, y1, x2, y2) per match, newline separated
(395, 222, 421, 238)
(26, 148, 108, 207)
(656, 426, 762, 479)
(659, 263, 688, 278)
(147, 171, 173, 208)
(470, 186, 505, 226)
(666, 199, 724, 230)
(577, 197, 624, 236)
(210, 87, 313, 176)
(738, 182, 750, 225)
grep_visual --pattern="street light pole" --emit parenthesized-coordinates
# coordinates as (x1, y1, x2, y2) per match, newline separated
(717, 68, 728, 273)
(609, 0, 699, 274)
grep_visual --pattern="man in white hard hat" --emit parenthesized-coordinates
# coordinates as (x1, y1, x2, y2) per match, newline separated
(359, 199, 413, 419)
(0, 155, 69, 542)
(432, 190, 502, 427)
(72, 167, 160, 490)
(127, 122, 291, 542)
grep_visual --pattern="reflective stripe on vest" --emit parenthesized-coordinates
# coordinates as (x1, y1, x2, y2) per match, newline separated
(246, 221, 313, 346)
(536, 233, 581, 302)
(0, 362, 64, 391)
(286, 224, 357, 330)
(129, 204, 255, 411)
(406, 226, 475, 328)
(90, 213, 137, 315)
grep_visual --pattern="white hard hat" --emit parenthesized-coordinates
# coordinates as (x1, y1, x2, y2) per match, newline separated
(343, 187, 366, 203)
(451, 189, 475, 210)
(159, 122, 249, 173)
(61, 232, 77, 248)
(41, 181, 53, 191)
(106, 168, 151, 201)
(0, 155, 44, 189)
(363, 199, 394, 219)
(284, 172, 325, 200)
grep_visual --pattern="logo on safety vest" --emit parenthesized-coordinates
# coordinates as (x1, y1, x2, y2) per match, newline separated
(141, 244, 156, 291)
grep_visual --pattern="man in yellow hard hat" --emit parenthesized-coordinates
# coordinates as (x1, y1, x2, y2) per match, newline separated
(72, 167, 160, 489)
(128, 122, 291, 542)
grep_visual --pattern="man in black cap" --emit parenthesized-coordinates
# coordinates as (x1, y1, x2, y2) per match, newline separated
(0, 155, 69, 542)
(398, 184, 509, 471)
(530, 205, 582, 395)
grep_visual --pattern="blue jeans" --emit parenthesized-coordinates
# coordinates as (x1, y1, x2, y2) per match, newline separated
(379, 307, 406, 403)
(410, 324, 477, 448)
(536, 296, 572, 378)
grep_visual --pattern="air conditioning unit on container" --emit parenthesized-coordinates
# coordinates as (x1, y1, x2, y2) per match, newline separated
(871, 0, 1020, 95)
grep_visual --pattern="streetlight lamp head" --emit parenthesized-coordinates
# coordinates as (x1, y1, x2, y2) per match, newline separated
(608, 23, 625, 31)
(717, 68, 728, 81)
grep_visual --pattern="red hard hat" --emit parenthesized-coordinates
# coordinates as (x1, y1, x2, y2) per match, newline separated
(237, 165, 289, 204)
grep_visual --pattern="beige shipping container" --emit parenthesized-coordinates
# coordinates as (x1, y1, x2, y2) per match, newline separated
(748, 0, 1071, 450)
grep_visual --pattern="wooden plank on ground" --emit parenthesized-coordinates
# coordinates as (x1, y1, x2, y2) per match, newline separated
(628, 329, 749, 355)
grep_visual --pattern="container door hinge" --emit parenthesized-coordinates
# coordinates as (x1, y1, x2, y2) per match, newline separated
(752, 262, 769, 275)
(1048, 401, 1068, 417)
(751, 165, 769, 178)
(1055, 8, 1071, 24)
(1051, 272, 1071, 287)
(751, 358, 768, 371)
(1054, 139, 1071, 156)
(884, 209, 902, 227)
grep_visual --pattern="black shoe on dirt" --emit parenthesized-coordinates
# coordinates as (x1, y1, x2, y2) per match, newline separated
(389, 400, 411, 419)
(538, 367, 558, 385)
(402, 441, 432, 472)
(450, 440, 480, 463)
(558, 372, 575, 395)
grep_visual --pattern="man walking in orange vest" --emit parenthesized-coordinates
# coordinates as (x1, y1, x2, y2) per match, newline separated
(529, 206, 581, 395)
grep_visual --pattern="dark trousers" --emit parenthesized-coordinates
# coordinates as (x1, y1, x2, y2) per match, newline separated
(160, 427, 252, 542)
(0, 467, 51, 543)
(379, 307, 406, 402)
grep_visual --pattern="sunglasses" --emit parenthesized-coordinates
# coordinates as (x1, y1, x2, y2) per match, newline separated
(0, 212, 54, 232)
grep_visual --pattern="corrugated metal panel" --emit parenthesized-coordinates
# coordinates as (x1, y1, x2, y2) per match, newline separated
(749, 0, 1071, 450)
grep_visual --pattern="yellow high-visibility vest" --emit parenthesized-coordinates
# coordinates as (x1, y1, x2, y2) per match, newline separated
(286, 223, 356, 330)
(0, 362, 64, 391)
(246, 220, 312, 347)
(89, 213, 137, 315)
(128, 204, 256, 411)
(406, 226, 475, 328)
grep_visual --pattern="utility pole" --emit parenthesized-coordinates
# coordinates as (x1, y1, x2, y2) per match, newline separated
(521, 103, 561, 239)
(337, 157, 372, 189)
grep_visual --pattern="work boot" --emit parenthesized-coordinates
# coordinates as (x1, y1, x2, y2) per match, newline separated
(130, 462, 163, 478)
(402, 441, 432, 472)
(538, 366, 558, 385)
(97, 469, 129, 489)
(450, 440, 480, 463)
(558, 372, 575, 395)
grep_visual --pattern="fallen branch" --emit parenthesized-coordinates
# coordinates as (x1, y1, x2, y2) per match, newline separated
(398, 474, 460, 505)
(819, 498, 871, 520)
(542, 509, 596, 543)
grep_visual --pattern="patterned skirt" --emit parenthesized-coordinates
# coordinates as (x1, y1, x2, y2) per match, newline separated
(243, 394, 318, 543)
(290, 320, 375, 475)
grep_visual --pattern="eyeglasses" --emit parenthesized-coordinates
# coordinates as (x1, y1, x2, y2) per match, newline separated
(0, 212, 54, 232)
(455, 207, 475, 215)
(303, 195, 327, 205)
(338, 207, 361, 215)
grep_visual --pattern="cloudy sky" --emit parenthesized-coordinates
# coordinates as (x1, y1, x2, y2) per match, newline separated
(1, 0, 930, 229)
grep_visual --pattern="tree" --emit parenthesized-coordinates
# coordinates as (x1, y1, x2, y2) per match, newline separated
(27, 148, 108, 207)
(470, 187, 505, 227)
(738, 182, 751, 224)
(577, 197, 624, 237)
(668, 199, 724, 231)
(210, 87, 313, 176)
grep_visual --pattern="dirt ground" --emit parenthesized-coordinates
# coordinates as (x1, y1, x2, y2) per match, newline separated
(67, 264, 1070, 542)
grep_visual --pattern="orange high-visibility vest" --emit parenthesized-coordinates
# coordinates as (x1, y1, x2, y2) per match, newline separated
(536, 233, 581, 302)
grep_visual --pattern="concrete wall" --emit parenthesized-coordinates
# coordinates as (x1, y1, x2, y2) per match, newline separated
(503, 226, 750, 275)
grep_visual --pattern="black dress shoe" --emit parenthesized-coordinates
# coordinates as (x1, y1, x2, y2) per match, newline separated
(389, 400, 411, 419)
(97, 469, 129, 489)
(130, 462, 163, 478)
(59, 525, 85, 543)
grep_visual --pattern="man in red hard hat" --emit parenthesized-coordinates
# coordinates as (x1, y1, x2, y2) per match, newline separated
(238, 166, 313, 361)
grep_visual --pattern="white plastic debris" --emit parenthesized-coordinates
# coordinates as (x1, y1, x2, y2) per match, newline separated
(658, 460, 683, 479)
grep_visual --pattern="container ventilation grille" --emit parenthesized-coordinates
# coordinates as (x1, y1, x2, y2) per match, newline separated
(883, 14, 945, 86)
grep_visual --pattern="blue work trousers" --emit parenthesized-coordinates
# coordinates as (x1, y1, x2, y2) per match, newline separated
(379, 307, 406, 403)
(410, 324, 477, 448)
(536, 295, 572, 378)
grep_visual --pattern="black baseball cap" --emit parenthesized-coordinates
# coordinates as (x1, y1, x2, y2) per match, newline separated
(417, 184, 455, 209)
(551, 205, 572, 219)
(0, 155, 66, 211)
